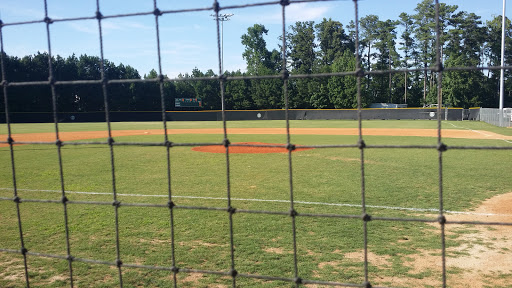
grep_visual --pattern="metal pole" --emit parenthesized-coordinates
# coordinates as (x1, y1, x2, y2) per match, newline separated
(221, 20, 224, 72)
(500, 0, 506, 127)
(211, 13, 233, 74)
(404, 71, 407, 104)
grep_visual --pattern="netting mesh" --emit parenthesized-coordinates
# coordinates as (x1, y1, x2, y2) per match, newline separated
(1, 0, 512, 287)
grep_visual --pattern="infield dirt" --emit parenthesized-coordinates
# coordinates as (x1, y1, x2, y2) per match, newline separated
(2, 127, 512, 147)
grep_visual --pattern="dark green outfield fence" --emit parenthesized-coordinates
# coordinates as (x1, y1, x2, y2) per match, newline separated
(0, 108, 480, 123)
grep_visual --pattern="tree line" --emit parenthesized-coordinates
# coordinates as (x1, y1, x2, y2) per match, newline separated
(1, 0, 511, 112)
(236, 0, 512, 109)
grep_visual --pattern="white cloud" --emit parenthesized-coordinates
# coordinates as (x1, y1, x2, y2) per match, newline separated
(285, 3, 330, 22)
(0, 3, 44, 22)
(69, 22, 99, 35)
(158, 26, 188, 33)
(68, 18, 152, 35)
(160, 41, 205, 55)
(238, 3, 330, 25)
(122, 20, 153, 30)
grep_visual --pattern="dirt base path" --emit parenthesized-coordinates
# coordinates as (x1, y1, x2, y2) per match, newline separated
(334, 192, 512, 288)
(2, 128, 511, 147)
(392, 192, 512, 288)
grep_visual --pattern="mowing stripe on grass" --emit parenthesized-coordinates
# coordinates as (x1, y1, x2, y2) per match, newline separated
(1, 187, 508, 217)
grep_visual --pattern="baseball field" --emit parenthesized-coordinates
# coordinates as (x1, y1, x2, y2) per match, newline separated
(1, 120, 511, 287)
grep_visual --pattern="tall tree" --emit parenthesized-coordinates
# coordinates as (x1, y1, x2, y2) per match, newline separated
(190, 68, 221, 110)
(241, 24, 280, 74)
(287, 21, 316, 73)
(485, 16, 512, 107)
(310, 18, 354, 108)
(443, 12, 488, 108)
(413, 0, 436, 105)
(373, 19, 400, 103)
(398, 12, 417, 104)
(360, 15, 380, 73)
(286, 21, 316, 108)
(359, 15, 379, 99)
(413, 0, 457, 105)
(316, 18, 353, 67)
(241, 24, 283, 108)
(327, 50, 361, 108)
(174, 73, 195, 101)
(224, 70, 253, 109)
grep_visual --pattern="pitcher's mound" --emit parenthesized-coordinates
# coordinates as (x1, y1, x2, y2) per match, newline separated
(192, 142, 314, 154)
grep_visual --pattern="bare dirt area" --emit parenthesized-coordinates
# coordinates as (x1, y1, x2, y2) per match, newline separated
(1, 127, 512, 148)
(375, 192, 512, 288)
(192, 142, 314, 153)
(442, 192, 512, 287)
(305, 193, 512, 288)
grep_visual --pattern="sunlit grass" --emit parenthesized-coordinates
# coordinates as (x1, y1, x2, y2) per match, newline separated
(0, 121, 511, 287)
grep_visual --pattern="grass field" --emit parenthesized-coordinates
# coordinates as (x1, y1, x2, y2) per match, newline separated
(1, 120, 511, 287)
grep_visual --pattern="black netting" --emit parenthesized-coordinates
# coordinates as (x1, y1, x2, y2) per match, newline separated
(1, 1, 512, 287)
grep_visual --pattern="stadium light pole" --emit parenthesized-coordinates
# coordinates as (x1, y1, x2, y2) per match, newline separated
(211, 13, 234, 73)
(499, 0, 506, 127)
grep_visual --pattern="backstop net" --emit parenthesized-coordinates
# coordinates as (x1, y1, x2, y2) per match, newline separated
(1, 0, 512, 287)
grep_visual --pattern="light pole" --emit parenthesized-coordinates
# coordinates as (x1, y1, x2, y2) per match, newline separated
(499, 0, 506, 127)
(211, 13, 233, 73)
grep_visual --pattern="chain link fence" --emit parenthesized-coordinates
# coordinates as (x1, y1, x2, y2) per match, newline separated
(479, 108, 512, 127)
(1, 0, 512, 287)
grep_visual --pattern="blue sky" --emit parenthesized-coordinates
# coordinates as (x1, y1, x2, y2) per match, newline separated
(0, 0, 509, 78)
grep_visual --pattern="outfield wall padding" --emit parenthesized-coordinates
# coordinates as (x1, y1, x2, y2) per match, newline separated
(167, 111, 217, 121)
(0, 108, 481, 123)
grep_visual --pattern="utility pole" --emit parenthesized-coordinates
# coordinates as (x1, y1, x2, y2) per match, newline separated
(500, 0, 506, 127)
(211, 13, 234, 73)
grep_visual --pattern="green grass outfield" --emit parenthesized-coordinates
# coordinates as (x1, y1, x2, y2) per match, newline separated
(0, 120, 511, 287)
(3, 119, 512, 135)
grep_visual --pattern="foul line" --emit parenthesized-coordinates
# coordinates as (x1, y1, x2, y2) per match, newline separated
(447, 122, 512, 144)
(1, 188, 509, 217)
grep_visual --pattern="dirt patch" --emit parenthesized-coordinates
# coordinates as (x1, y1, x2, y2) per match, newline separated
(2, 127, 511, 148)
(312, 193, 512, 287)
(263, 247, 288, 254)
(181, 272, 203, 285)
(48, 275, 68, 283)
(376, 192, 512, 287)
(178, 240, 226, 248)
(0, 257, 25, 282)
(318, 251, 392, 269)
(179, 272, 229, 288)
(449, 191, 512, 223)
(138, 238, 172, 244)
(317, 260, 343, 270)
(442, 192, 512, 287)
(192, 142, 314, 154)
(343, 251, 392, 268)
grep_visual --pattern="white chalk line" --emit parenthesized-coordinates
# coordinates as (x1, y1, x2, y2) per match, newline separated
(1, 188, 509, 217)
(447, 122, 512, 144)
